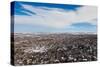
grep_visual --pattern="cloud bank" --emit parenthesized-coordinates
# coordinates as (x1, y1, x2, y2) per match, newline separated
(14, 3, 97, 29)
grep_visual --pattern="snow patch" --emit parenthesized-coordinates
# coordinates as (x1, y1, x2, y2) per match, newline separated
(24, 46, 47, 53)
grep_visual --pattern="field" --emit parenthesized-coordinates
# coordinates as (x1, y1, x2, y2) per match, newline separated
(11, 33, 97, 66)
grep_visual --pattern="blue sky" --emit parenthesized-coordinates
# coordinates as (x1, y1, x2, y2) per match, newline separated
(11, 1, 97, 33)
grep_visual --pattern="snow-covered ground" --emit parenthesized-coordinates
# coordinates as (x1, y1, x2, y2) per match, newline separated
(24, 46, 47, 53)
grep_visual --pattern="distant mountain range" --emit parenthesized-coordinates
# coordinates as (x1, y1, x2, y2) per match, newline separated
(13, 32, 97, 36)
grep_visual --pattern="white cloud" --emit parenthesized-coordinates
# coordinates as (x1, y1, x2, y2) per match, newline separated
(14, 3, 97, 29)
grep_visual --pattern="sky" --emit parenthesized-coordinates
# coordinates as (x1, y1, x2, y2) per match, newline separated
(11, 1, 97, 33)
